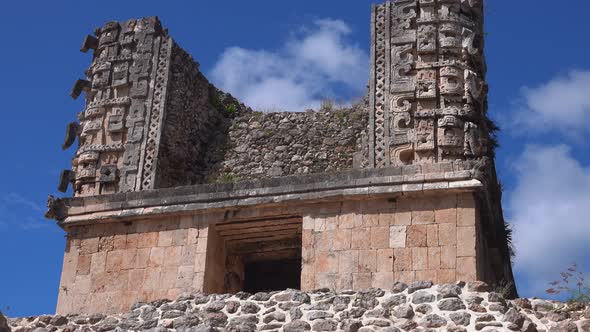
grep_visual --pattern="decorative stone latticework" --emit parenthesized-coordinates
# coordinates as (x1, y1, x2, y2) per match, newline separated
(6, 283, 590, 332)
(367, 0, 490, 168)
(61, 18, 249, 197)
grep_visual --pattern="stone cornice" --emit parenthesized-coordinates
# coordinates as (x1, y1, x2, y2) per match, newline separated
(52, 163, 485, 227)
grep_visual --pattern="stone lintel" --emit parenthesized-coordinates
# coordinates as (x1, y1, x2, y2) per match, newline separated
(56, 166, 483, 227)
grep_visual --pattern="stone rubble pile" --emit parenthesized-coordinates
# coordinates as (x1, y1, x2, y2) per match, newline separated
(6, 282, 590, 332)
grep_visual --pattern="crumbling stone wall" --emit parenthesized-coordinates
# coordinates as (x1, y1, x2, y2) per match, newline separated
(209, 106, 368, 183)
(7, 282, 590, 332)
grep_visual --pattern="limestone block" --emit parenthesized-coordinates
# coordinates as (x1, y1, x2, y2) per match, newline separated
(377, 249, 394, 272)
(378, 212, 395, 226)
(194, 253, 206, 272)
(80, 237, 99, 255)
(440, 246, 457, 269)
(353, 273, 372, 289)
(457, 194, 477, 226)
(98, 236, 115, 252)
(457, 226, 476, 257)
(426, 224, 438, 247)
(158, 230, 174, 247)
(394, 248, 412, 271)
(164, 246, 183, 267)
(339, 213, 355, 229)
(390, 226, 407, 248)
(302, 216, 315, 230)
(339, 250, 359, 274)
(315, 273, 338, 289)
(143, 268, 162, 291)
(180, 245, 196, 266)
(359, 250, 377, 273)
(371, 226, 390, 249)
(407, 225, 428, 247)
(135, 248, 150, 269)
(148, 247, 165, 267)
(393, 211, 412, 226)
(121, 249, 138, 269)
(333, 228, 352, 251)
(412, 210, 435, 224)
(456, 257, 476, 281)
(351, 228, 371, 249)
(438, 269, 456, 284)
(90, 251, 107, 274)
(438, 224, 457, 246)
(314, 231, 334, 252)
(137, 232, 158, 248)
(77, 254, 92, 275)
(316, 251, 339, 273)
(175, 265, 194, 288)
(412, 247, 428, 271)
(427, 247, 441, 270)
(106, 250, 125, 272)
(363, 214, 380, 227)
(372, 272, 394, 289)
(126, 233, 138, 249)
(394, 270, 416, 284)
(415, 269, 437, 283)
(113, 235, 127, 250)
(435, 208, 457, 224)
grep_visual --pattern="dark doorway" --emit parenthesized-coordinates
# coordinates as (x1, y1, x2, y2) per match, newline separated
(243, 258, 301, 293)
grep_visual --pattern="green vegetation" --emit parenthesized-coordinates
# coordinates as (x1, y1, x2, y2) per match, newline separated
(218, 173, 238, 183)
(226, 104, 237, 115)
(547, 264, 590, 303)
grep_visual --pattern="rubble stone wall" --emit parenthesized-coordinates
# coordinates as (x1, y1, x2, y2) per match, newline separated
(8, 282, 590, 332)
(208, 107, 368, 183)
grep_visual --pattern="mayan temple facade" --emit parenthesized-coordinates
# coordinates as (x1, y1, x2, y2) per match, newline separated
(47, 0, 516, 315)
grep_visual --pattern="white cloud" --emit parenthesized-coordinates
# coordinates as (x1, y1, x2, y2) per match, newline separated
(508, 144, 590, 297)
(0, 192, 49, 231)
(513, 70, 590, 137)
(210, 19, 368, 112)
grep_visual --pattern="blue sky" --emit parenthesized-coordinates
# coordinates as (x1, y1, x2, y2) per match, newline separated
(1, 0, 589, 317)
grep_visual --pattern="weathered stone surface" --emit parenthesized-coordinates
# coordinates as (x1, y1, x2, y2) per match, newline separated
(48, 0, 512, 323)
(438, 298, 466, 311)
(408, 281, 433, 294)
(392, 304, 414, 319)
(449, 312, 471, 326)
(283, 319, 312, 332)
(420, 314, 447, 328)
(0, 312, 9, 332)
(412, 291, 435, 304)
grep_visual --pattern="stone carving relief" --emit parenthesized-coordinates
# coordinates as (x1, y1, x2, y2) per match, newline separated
(60, 17, 170, 197)
(369, 0, 490, 167)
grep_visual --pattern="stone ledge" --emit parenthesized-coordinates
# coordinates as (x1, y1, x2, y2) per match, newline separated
(7, 282, 590, 332)
(54, 165, 483, 226)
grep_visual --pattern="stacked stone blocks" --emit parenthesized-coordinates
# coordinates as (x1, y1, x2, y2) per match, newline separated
(302, 193, 479, 291)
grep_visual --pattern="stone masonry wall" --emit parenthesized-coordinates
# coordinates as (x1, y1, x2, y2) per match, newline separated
(7, 282, 590, 332)
(56, 216, 212, 315)
(209, 106, 368, 183)
(301, 193, 480, 291)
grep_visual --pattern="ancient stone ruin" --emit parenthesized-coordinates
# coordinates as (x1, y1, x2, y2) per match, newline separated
(6, 282, 590, 332)
(45, 0, 519, 320)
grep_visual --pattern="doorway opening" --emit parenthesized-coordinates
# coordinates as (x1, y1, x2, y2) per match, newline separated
(213, 217, 303, 293)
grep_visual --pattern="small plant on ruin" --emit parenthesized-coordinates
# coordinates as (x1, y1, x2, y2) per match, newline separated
(546, 263, 590, 303)
(320, 98, 335, 111)
(493, 279, 515, 299)
(225, 104, 238, 115)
